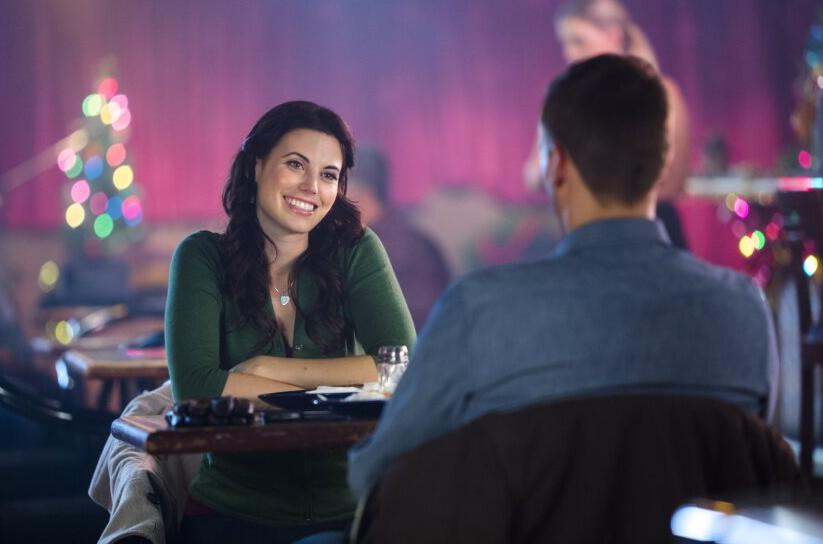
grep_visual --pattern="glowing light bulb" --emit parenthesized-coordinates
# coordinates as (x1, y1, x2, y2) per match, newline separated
(751, 230, 766, 250)
(98, 77, 118, 99)
(66, 157, 83, 179)
(112, 165, 134, 190)
(94, 214, 114, 238)
(804, 255, 820, 277)
(112, 109, 131, 131)
(733, 198, 750, 219)
(106, 143, 127, 167)
(82, 94, 104, 117)
(738, 236, 755, 258)
(110, 94, 128, 110)
(38, 261, 60, 292)
(90, 192, 109, 215)
(765, 222, 780, 241)
(107, 196, 123, 219)
(65, 203, 86, 228)
(799, 150, 813, 170)
(99, 104, 112, 125)
(122, 195, 143, 221)
(57, 148, 76, 172)
(84, 155, 104, 180)
(54, 320, 76, 345)
(70, 179, 90, 204)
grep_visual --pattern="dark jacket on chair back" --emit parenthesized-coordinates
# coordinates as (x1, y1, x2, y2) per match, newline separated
(357, 394, 801, 543)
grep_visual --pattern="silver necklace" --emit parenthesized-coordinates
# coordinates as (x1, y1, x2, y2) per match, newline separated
(272, 284, 291, 306)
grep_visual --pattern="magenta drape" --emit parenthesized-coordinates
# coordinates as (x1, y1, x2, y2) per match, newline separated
(0, 0, 816, 227)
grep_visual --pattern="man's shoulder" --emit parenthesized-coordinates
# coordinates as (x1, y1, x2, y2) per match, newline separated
(455, 258, 566, 297)
(672, 251, 762, 300)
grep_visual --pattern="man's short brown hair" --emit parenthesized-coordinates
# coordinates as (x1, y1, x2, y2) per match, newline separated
(541, 54, 668, 205)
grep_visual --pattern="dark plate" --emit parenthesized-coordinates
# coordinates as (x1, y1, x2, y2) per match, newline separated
(323, 399, 386, 419)
(258, 390, 350, 411)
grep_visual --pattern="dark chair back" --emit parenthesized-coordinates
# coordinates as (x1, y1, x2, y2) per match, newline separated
(355, 394, 801, 544)
(0, 373, 114, 435)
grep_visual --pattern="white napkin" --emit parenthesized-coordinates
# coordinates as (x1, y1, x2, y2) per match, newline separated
(305, 386, 361, 395)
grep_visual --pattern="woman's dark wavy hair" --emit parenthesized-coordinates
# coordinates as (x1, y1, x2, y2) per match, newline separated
(220, 100, 362, 353)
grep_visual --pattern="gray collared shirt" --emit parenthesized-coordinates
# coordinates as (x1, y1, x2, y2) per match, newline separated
(348, 218, 778, 499)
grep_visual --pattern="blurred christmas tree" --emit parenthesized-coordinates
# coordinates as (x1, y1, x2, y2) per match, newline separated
(38, 74, 147, 313)
(56, 75, 145, 258)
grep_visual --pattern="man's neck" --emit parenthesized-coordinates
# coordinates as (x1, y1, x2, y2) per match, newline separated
(564, 197, 656, 232)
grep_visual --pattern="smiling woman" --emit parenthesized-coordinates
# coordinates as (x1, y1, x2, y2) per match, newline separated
(163, 101, 416, 540)
(254, 129, 343, 240)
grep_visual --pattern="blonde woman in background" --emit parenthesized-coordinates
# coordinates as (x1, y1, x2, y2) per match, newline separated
(526, 0, 690, 248)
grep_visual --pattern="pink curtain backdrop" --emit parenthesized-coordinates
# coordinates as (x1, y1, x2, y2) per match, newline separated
(0, 0, 817, 228)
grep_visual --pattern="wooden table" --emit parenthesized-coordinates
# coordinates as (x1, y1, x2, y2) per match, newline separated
(32, 313, 165, 357)
(61, 347, 167, 381)
(57, 345, 168, 412)
(112, 414, 377, 454)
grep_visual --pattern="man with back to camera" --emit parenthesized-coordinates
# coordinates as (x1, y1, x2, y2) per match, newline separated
(347, 54, 778, 499)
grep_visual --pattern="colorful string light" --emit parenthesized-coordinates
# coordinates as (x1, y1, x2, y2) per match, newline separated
(82, 94, 104, 117)
(805, 255, 820, 277)
(38, 261, 60, 292)
(53, 320, 76, 345)
(112, 165, 134, 190)
(798, 150, 813, 170)
(106, 143, 126, 166)
(751, 230, 766, 250)
(97, 78, 118, 99)
(70, 180, 90, 204)
(66, 157, 83, 178)
(738, 236, 755, 258)
(65, 203, 86, 228)
(107, 196, 124, 219)
(112, 109, 131, 131)
(90, 192, 109, 215)
(737, 236, 755, 259)
(94, 214, 114, 238)
(57, 148, 78, 172)
(84, 155, 104, 180)
(732, 198, 750, 219)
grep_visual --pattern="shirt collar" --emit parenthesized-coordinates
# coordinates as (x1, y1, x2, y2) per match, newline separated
(553, 218, 671, 256)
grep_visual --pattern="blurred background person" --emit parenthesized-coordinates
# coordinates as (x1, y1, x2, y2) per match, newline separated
(698, 133, 732, 177)
(347, 147, 451, 330)
(524, 0, 691, 250)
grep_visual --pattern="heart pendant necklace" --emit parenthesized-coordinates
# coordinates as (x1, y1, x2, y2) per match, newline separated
(272, 285, 291, 306)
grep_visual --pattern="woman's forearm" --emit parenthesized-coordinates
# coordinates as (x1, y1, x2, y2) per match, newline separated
(234, 355, 378, 390)
(222, 371, 303, 400)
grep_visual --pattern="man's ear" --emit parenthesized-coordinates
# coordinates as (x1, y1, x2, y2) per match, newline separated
(549, 145, 567, 191)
